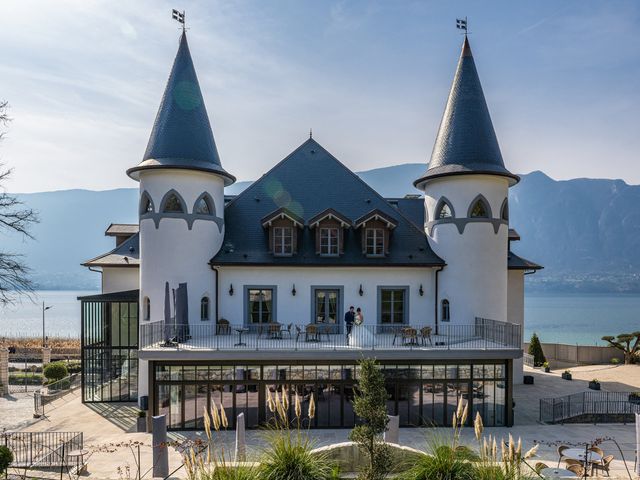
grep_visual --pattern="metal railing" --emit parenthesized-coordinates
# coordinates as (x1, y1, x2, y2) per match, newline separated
(523, 352, 535, 368)
(2, 431, 83, 468)
(540, 391, 640, 424)
(139, 318, 521, 352)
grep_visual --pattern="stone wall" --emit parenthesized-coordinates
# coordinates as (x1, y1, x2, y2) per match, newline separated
(524, 342, 624, 368)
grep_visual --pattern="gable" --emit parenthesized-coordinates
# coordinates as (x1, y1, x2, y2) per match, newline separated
(212, 139, 443, 266)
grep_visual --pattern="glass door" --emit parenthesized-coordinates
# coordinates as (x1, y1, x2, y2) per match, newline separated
(314, 289, 340, 331)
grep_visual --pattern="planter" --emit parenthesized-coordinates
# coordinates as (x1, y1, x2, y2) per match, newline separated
(544, 367, 551, 373)
(588, 381, 601, 391)
(561, 372, 572, 381)
(629, 394, 640, 405)
(137, 416, 147, 432)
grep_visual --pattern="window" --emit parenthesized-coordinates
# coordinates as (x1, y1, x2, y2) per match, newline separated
(380, 289, 406, 324)
(365, 228, 384, 256)
(200, 297, 210, 321)
(144, 297, 151, 321)
(436, 201, 453, 219)
(273, 227, 293, 256)
(247, 288, 273, 324)
(500, 199, 509, 221)
(140, 193, 154, 215)
(194, 195, 213, 215)
(162, 192, 184, 213)
(441, 299, 450, 322)
(469, 197, 490, 218)
(320, 228, 339, 256)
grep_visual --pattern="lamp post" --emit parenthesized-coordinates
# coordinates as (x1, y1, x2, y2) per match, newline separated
(42, 302, 52, 347)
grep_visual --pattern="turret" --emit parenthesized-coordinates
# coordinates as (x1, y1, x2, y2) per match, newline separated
(414, 36, 517, 325)
(127, 32, 234, 329)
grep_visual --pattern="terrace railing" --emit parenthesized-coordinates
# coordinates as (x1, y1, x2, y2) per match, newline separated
(139, 318, 521, 351)
(539, 391, 640, 424)
(2, 431, 83, 468)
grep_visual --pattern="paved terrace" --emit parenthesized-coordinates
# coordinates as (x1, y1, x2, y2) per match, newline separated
(139, 319, 522, 359)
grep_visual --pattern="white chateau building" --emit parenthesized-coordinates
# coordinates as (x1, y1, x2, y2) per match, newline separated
(79, 31, 541, 430)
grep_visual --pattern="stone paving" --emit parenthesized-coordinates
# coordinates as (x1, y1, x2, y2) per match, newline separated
(2, 364, 639, 478)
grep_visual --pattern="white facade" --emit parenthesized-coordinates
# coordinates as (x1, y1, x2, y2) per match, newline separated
(102, 267, 139, 294)
(138, 169, 225, 324)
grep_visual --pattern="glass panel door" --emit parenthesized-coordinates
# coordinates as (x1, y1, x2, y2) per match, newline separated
(315, 289, 340, 329)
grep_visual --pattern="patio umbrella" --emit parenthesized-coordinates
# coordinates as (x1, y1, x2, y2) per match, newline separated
(175, 282, 190, 341)
(636, 413, 640, 475)
(163, 282, 172, 343)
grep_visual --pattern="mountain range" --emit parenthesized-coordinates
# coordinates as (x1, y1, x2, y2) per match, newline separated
(4, 164, 639, 293)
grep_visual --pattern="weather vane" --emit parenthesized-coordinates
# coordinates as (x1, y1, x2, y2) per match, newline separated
(172, 9, 186, 32)
(456, 17, 469, 35)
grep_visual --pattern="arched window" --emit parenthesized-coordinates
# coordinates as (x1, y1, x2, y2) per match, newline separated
(144, 297, 151, 321)
(140, 192, 154, 215)
(441, 299, 450, 322)
(194, 194, 214, 216)
(469, 195, 491, 218)
(161, 191, 185, 213)
(500, 199, 509, 221)
(200, 296, 210, 321)
(435, 198, 454, 219)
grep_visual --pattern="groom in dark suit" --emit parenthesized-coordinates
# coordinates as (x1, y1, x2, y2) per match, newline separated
(344, 306, 355, 338)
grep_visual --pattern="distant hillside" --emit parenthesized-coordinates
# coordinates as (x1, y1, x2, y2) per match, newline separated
(5, 165, 639, 292)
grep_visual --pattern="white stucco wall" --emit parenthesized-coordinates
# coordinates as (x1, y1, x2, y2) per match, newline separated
(137, 169, 225, 325)
(508, 270, 525, 384)
(102, 267, 140, 294)
(217, 266, 436, 329)
(421, 175, 509, 325)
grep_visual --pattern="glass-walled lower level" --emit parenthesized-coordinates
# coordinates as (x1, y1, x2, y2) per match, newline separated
(79, 290, 139, 402)
(150, 359, 511, 430)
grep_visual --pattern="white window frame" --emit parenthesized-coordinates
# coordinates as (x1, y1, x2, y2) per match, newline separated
(319, 227, 339, 256)
(365, 228, 384, 256)
(273, 227, 293, 256)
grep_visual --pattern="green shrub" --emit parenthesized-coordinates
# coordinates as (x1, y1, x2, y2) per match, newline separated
(259, 431, 333, 480)
(0, 445, 13, 473)
(9, 373, 43, 385)
(611, 357, 621, 365)
(43, 362, 68, 382)
(527, 333, 546, 367)
(399, 443, 477, 480)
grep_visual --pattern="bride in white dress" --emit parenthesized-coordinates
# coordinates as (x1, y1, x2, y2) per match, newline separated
(349, 308, 375, 348)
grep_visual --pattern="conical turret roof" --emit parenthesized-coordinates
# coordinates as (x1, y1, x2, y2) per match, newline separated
(414, 36, 518, 188)
(127, 32, 235, 185)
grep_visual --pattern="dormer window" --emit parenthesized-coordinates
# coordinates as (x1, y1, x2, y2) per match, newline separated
(500, 199, 509, 221)
(469, 195, 491, 219)
(261, 207, 303, 257)
(355, 209, 398, 257)
(194, 194, 214, 215)
(140, 192, 154, 215)
(365, 228, 384, 256)
(273, 226, 293, 256)
(435, 198, 454, 219)
(308, 208, 351, 257)
(161, 191, 185, 213)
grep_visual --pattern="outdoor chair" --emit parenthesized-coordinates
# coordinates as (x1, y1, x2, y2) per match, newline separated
(557, 445, 570, 467)
(534, 462, 548, 474)
(420, 326, 433, 345)
(305, 324, 319, 342)
(591, 454, 613, 476)
(319, 325, 331, 341)
(566, 464, 585, 477)
(280, 323, 293, 339)
(268, 323, 282, 339)
(401, 327, 418, 346)
(216, 319, 231, 335)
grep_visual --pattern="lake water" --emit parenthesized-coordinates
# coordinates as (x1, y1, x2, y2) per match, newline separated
(1, 290, 638, 345)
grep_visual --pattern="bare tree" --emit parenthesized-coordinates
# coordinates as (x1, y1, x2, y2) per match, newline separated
(0, 101, 39, 305)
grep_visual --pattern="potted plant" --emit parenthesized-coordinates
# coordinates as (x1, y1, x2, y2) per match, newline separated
(543, 361, 551, 373)
(589, 379, 601, 390)
(136, 409, 147, 432)
(629, 392, 640, 405)
(561, 370, 572, 381)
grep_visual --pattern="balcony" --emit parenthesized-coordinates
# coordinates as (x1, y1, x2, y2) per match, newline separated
(139, 318, 521, 357)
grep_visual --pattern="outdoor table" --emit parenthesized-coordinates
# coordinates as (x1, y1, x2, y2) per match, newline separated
(563, 448, 602, 475)
(540, 467, 577, 478)
(67, 449, 90, 473)
(268, 323, 283, 339)
(234, 328, 249, 346)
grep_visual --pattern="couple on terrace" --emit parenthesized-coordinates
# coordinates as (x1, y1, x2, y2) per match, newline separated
(344, 306, 374, 348)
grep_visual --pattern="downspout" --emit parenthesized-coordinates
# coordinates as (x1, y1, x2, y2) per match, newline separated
(212, 266, 219, 323)
(434, 266, 444, 335)
(88, 266, 103, 291)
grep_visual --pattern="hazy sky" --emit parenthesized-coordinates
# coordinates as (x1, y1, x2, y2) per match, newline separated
(1, 0, 639, 193)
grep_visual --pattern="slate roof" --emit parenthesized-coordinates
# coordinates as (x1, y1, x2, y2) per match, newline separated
(414, 37, 518, 188)
(127, 32, 235, 185)
(508, 251, 543, 271)
(105, 223, 139, 237)
(211, 139, 444, 267)
(82, 233, 140, 267)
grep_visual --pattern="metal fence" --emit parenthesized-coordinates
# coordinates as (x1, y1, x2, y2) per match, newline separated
(540, 391, 640, 424)
(139, 318, 521, 352)
(2, 431, 83, 468)
(523, 352, 535, 368)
